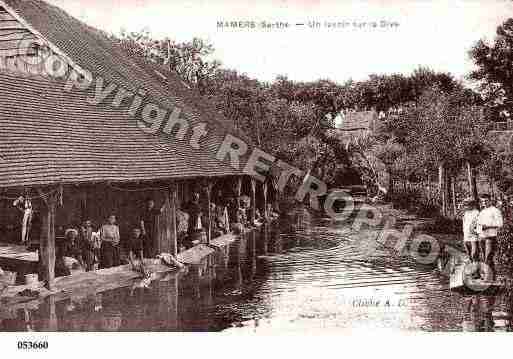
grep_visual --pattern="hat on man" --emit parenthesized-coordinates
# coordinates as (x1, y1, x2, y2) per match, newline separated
(462, 197, 477, 206)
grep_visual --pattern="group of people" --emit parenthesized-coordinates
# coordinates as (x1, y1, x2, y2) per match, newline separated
(178, 191, 278, 248)
(53, 194, 279, 277)
(54, 198, 167, 276)
(462, 193, 504, 279)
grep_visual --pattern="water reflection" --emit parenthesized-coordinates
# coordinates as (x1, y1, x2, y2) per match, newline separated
(459, 293, 512, 332)
(2, 208, 513, 332)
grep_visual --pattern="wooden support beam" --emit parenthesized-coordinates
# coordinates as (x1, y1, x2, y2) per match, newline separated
(157, 188, 172, 255)
(170, 183, 178, 257)
(250, 177, 256, 224)
(38, 188, 58, 290)
(205, 180, 214, 245)
(236, 177, 242, 207)
(263, 180, 268, 219)
(41, 295, 58, 331)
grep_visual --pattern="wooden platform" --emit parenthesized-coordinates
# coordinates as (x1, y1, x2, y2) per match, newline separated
(0, 220, 277, 317)
(0, 259, 181, 316)
(0, 243, 38, 274)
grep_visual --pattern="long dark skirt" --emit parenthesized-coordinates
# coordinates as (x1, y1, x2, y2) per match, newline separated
(83, 248, 100, 271)
(101, 242, 120, 269)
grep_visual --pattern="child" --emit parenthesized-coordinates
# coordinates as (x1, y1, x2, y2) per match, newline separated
(128, 227, 144, 264)
(462, 197, 480, 263)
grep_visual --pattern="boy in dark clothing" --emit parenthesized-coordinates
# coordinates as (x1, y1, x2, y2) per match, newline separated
(128, 227, 147, 275)
(128, 227, 144, 262)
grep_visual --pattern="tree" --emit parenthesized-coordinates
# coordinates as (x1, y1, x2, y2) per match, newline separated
(114, 29, 221, 94)
(469, 18, 513, 122)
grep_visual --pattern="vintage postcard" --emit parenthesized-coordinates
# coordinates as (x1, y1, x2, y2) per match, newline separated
(1, 0, 513, 352)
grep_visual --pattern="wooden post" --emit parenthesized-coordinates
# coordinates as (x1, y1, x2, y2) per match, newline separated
(40, 294, 58, 331)
(236, 177, 242, 207)
(250, 177, 256, 224)
(205, 180, 214, 244)
(39, 189, 58, 290)
(157, 186, 174, 255)
(170, 183, 178, 257)
(271, 177, 280, 212)
(263, 180, 268, 219)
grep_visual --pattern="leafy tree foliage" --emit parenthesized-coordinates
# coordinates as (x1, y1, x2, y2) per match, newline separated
(469, 18, 513, 122)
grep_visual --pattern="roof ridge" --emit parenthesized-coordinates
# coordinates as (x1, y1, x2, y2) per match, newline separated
(3, 0, 242, 141)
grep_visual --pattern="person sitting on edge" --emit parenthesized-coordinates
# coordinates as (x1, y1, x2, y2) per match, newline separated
(128, 227, 146, 272)
(215, 202, 230, 235)
(100, 214, 121, 269)
(477, 194, 504, 279)
(176, 205, 190, 251)
(63, 227, 86, 271)
(462, 197, 480, 276)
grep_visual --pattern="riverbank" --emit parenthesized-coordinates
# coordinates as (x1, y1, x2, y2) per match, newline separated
(359, 202, 510, 294)
(0, 221, 274, 315)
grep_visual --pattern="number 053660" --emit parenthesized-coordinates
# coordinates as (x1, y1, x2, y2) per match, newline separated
(17, 341, 48, 350)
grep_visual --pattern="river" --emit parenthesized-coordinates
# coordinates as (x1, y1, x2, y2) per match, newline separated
(1, 208, 511, 332)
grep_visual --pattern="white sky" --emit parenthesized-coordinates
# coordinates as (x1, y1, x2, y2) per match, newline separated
(48, 0, 513, 85)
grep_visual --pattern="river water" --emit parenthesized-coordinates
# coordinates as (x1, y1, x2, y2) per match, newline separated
(1, 208, 511, 332)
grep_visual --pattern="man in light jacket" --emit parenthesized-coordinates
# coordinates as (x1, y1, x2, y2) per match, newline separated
(477, 194, 504, 279)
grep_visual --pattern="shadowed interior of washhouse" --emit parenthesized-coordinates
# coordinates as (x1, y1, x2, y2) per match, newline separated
(0, 175, 279, 284)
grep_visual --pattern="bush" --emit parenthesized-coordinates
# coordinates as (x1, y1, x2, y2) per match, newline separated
(387, 187, 440, 217)
(497, 222, 513, 267)
(386, 187, 462, 234)
(422, 215, 462, 234)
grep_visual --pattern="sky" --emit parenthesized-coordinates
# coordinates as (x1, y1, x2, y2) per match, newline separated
(48, 0, 513, 85)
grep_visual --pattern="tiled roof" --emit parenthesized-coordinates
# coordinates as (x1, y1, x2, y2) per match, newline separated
(0, 0, 245, 188)
(0, 70, 240, 188)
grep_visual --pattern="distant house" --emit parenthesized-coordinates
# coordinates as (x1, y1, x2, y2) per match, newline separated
(329, 110, 379, 147)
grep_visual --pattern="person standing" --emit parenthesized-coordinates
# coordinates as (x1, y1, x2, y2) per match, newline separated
(186, 192, 203, 236)
(139, 198, 163, 258)
(462, 198, 480, 271)
(100, 215, 121, 268)
(13, 196, 33, 245)
(477, 194, 504, 279)
(80, 220, 99, 271)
